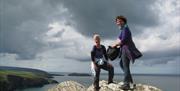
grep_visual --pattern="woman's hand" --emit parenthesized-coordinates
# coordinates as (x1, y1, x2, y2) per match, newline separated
(111, 44, 117, 48)
(111, 39, 121, 48)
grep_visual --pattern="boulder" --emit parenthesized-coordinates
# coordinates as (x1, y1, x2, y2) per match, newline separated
(87, 80, 162, 91)
(48, 80, 162, 91)
(48, 81, 86, 91)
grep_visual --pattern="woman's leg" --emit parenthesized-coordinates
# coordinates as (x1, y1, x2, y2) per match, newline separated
(119, 59, 124, 72)
(121, 52, 133, 86)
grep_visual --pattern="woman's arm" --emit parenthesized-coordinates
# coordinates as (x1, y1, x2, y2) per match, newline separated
(112, 39, 121, 48)
(120, 28, 130, 45)
(112, 28, 130, 47)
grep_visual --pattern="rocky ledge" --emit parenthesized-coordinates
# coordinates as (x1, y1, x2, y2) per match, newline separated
(48, 80, 162, 91)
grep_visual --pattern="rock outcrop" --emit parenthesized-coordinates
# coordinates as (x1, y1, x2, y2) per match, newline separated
(48, 80, 162, 91)
(48, 81, 86, 91)
(87, 80, 161, 91)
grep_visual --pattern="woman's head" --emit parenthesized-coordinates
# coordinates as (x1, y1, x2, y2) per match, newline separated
(93, 34, 101, 46)
(115, 15, 127, 26)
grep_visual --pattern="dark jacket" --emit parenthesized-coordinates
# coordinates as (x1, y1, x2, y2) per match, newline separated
(118, 24, 142, 63)
(91, 45, 108, 63)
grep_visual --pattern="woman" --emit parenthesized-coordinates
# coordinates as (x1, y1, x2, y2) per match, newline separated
(112, 16, 142, 90)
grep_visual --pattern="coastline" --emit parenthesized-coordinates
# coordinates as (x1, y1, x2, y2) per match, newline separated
(0, 66, 58, 91)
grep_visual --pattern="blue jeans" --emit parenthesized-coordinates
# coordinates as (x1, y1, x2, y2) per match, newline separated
(119, 52, 133, 85)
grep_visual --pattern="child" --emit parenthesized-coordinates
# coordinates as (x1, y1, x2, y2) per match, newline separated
(91, 34, 114, 91)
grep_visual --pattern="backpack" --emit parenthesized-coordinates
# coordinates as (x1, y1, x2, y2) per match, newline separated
(107, 46, 120, 61)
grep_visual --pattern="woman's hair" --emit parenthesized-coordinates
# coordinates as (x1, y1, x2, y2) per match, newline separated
(116, 15, 127, 24)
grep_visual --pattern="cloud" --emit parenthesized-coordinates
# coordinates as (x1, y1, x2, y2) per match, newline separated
(48, 0, 159, 38)
(1, 0, 178, 60)
(142, 47, 180, 60)
(0, 0, 73, 59)
(0, 0, 179, 74)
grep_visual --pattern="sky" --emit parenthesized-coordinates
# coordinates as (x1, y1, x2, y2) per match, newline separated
(0, 0, 180, 74)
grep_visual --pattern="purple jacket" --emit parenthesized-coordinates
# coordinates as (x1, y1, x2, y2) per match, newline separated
(118, 24, 142, 63)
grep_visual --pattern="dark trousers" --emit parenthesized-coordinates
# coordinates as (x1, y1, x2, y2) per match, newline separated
(94, 62, 114, 89)
(119, 53, 133, 85)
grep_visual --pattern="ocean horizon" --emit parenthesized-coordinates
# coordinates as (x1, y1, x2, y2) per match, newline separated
(49, 72, 180, 76)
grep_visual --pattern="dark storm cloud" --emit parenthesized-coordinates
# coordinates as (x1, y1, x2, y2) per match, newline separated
(139, 47, 180, 66)
(141, 57, 178, 66)
(49, 0, 159, 38)
(0, 0, 72, 59)
(142, 47, 180, 60)
(0, 0, 178, 64)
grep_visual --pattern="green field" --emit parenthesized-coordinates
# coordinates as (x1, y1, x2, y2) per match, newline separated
(0, 70, 43, 81)
(0, 67, 57, 91)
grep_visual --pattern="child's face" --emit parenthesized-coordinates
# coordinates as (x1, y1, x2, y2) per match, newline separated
(94, 37, 100, 45)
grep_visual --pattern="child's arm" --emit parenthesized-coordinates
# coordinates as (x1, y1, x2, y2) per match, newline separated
(91, 51, 95, 62)
(91, 46, 96, 63)
(102, 45, 108, 61)
(91, 46, 98, 69)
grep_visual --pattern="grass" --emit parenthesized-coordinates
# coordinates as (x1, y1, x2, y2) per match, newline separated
(0, 69, 55, 90)
(0, 70, 46, 82)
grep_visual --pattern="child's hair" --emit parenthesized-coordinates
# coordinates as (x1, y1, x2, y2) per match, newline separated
(93, 33, 100, 40)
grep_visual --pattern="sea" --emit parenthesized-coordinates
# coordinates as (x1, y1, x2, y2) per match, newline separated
(16, 74, 180, 91)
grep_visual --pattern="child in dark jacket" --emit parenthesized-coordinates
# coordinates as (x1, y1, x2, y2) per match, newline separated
(91, 34, 114, 91)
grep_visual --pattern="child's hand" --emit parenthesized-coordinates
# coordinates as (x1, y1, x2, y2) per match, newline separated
(93, 62, 98, 70)
(107, 63, 113, 68)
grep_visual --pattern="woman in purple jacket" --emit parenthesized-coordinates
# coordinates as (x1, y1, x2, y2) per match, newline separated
(112, 16, 142, 90)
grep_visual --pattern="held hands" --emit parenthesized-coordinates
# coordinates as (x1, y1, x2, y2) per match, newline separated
(111, 44, 117, 48)
(111, 39, 121, 48)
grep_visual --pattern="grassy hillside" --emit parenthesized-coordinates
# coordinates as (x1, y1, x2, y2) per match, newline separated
(0, 66, 58, 91)
(0, 70, 42, 81)
(0, 66, 51, 77)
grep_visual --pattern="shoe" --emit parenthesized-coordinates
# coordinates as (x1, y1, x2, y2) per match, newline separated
(130, 83, 136, 89)
(94, 87, 100, 91)
(120, 84, 130, 90)
(108, 81, 115, 84)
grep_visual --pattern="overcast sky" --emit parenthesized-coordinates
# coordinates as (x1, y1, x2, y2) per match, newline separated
(0, 0, 180, 74)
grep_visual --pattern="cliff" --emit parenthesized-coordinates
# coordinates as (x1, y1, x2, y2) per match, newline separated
(48, 80, 162, 91)
(0, 66, 58, 91)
